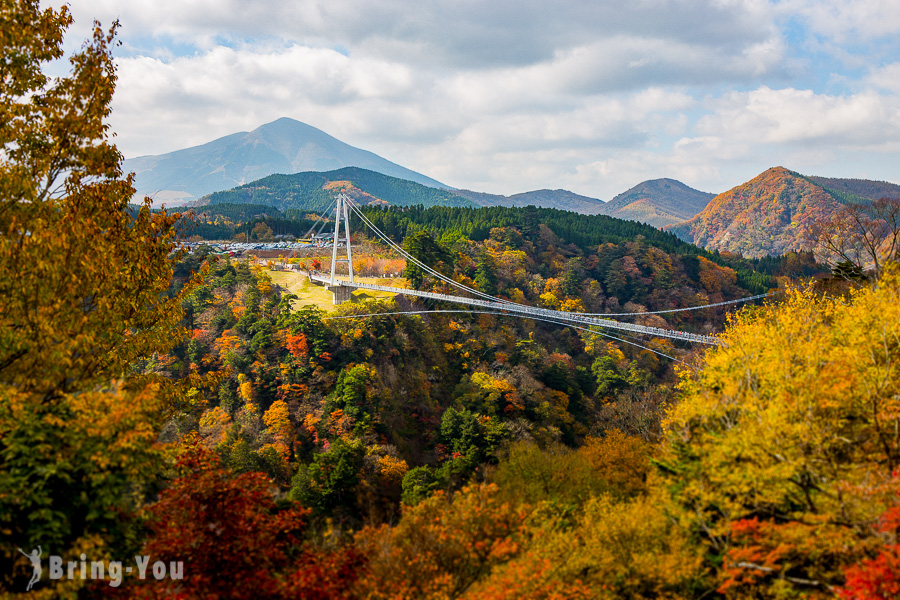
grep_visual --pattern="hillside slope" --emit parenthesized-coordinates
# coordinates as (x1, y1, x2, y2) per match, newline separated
(804, 176, 900, 203)
(668, 167, 844, 258)
(600, 178, 714, 227)
(124, 117, 449, 203)
(200, 166, 475, 212)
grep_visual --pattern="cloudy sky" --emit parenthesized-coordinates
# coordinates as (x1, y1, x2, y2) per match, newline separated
(54, 0, 899, 199)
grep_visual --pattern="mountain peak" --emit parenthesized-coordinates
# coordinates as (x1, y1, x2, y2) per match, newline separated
(123, 118, 449, 204)
(668, 166, 843, 258)
(599, 179, 714, 227)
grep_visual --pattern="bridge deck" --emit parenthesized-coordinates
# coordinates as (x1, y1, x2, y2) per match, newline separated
(309, 275, 718, 345)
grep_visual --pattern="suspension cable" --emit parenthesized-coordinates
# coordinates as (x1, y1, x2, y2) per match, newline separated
(347, 199, 529, 307)
(576, 291, 780, 316)
(302, 198, 337, 239)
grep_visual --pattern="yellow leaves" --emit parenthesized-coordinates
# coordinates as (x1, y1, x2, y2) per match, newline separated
(506, 287, 527, 303)
(257, 275, 273, 295)
(560, 493, 704, 598)
(560, 297, 585, 313)
(576, 431, 653, 498)
(199, 406, 232, 447)
(606, 342, 627, 365)
(539, 291, 560, 309)
(661, 268, 900, 592)
(376, 455, 409, 483)
(263, 399, 292, 443)
(471, 372, 515, 396)
(237, 373, 253, 403)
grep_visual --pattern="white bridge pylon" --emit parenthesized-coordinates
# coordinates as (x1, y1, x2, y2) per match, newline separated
(311, 193, 719, 345)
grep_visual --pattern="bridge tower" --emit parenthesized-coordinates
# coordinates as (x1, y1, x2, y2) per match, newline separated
(327, 193, 355, 304)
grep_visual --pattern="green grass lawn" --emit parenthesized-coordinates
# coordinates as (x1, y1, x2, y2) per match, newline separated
(266, 270, 408, 312)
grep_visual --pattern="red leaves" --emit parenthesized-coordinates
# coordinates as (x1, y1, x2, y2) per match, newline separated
(130, 440, 362, 600)
(839, 478, 900, 600)
(840, 548, 900, 600)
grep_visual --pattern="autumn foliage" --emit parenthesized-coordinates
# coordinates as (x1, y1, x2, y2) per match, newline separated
(131, 439, 362, 600)
(8, 3, 900, 598)
(0, 0, 197, 590)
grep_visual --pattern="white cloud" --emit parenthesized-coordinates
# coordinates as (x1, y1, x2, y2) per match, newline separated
(868, 63, 900, 94)
(59, 0, 781, 71)
(697, 86, 900, 146)
(778, 0, 900, 41)
(35, 0, 900, 202)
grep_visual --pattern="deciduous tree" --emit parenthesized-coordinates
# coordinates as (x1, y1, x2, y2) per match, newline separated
(0, 0, 196, 588)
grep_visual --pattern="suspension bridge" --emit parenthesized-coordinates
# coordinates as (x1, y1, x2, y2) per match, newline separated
(306, 193, 775, 347)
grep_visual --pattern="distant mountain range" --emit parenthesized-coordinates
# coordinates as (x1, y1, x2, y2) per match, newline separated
(669, 167, 900, 258)
(127, 117, 900, 259)
(193, 167, 718, 228)
(123, 117, 448, 203)
(454, 182, 715, 226)
(129, 117, 715, 223)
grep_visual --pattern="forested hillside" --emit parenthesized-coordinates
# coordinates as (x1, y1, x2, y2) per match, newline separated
(453, 188, 607, 214)
(356, 204, 816, 294)
(202, 167, 474, 212)
(669, 167, 845, 257)
(161, 213, 779, 526)
(805, 175, 900, 203)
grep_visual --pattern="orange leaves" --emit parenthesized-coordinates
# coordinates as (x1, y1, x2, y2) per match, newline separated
(464, 556, 591, 600)
(719, 516, 863, 596)
(277, 382, 308, 402)
(351, 254, 406, 277)
(576, 430, 653, 499)
(323, 179, 353, 191)
(354, 483, 529, 600)
(213, 330, 242, 357)
(376, 455, 410, 484)
(697, 255, 737, 295)
(257, 275, 273, 295)
(285, 330, 309, 358)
